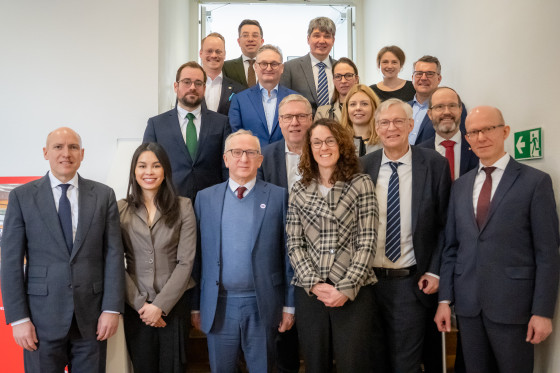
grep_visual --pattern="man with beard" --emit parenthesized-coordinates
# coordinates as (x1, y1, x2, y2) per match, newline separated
(143, 61, 231, 202)
(418, 87, 478, 181)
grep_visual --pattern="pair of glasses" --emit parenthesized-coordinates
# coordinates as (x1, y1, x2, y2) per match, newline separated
(240, 33, 261, 39)
(279, 114, 311, 123)
(178, 79, 205, 88)
(413, 71, 438, 78)
(465, 125, 505, 139)
(227, 149, 260, 158)
(311, 137, 337, 149)
(257, 62, 281, 70)
(430, 103, 460, 112)
(377, 118, 409, 128)
(333, 73, 356, 81)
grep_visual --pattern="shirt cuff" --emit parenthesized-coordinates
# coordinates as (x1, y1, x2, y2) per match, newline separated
(283, 307, 295, 315)
(191, 310, 200, 314)
(11, 318, 31, 326)
(426, 272, 440, 280)
(102, 310, 120, 314)
(439, 300, 451, 304)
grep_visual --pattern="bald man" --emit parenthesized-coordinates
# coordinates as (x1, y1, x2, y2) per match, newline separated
(1, 127, 125, 373)
(435, 107, 560, 373)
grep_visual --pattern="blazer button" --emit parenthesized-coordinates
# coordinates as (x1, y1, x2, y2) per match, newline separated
(68, 284, 72, 289)
(329, 249, 335, 254)
(148, 259, 153, 264)
(215, 281, 219, 286)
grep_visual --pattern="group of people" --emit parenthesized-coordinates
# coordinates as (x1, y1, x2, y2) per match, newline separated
(1, 15, 559, 373)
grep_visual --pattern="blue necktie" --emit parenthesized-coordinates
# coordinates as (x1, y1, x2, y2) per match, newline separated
(385, 162, 401, 262)
(316, 62, 329, 106)
(58, 184, 73, 254)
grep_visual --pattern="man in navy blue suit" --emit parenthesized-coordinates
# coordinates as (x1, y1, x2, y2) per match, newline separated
(435, 106, 559, 373)
(229, 45, 298, 149)
(143, 61, 231, 201)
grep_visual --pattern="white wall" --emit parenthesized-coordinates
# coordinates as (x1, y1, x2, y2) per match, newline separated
(361, 1, 560, 371)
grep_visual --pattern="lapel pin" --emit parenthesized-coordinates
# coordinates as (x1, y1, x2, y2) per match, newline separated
(260, 204, 266, 209)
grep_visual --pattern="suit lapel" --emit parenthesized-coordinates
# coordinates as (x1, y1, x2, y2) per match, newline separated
(301, 54, 318, 103)
(234, 57, 247, 86)
(410, 148, 427, 234)
(249, 86, 269, 135)
(71, 176, 97, 259)
(35, 175, 68, 252)
(275, 141, 288, 188)
(366, 151, 383, 184)
(250, 181, 269, 251)
(416, 115, 432, 142)
(197, 108, 212, 163)
(218, 78, 234, 114)
(169, 108, 193, 164)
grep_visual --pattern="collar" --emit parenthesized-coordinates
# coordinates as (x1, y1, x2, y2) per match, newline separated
(435, 130, 462, 146)
(228, 178, 257, 193)
(382, 146, 412, 166)
(177, 104, 202, 119)
(258, 83, 279, 97)
(477, 152, 510, 172)
(242, 54, 255, 62)
(412, 95, 429, 108)
(206, 72, 223, 84)
(48, 171, 79, 190)
(309, 53, 332, 68)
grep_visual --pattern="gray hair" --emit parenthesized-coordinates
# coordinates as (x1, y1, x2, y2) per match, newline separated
(224, 129, 261, 153)
(256, 44, 283, 61)
(279, 94, 312, 114)
(307, 17, 336, 37)
(374, 98, 413, 122)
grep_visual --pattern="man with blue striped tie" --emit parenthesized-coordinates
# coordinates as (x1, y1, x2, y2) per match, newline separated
(280, 17, 336, 116)
(361, 98, 451, 373)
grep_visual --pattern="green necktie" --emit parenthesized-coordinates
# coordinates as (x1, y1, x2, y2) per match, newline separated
(185, 113, 197, 159)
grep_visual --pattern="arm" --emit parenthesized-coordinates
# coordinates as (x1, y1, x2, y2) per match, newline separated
(221, 117, 232, 181)
(228, 94, 242, 132)
(281, 189, 295, 308)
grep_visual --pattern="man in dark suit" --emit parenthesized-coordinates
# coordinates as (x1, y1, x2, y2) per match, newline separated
(280, 16, 336, 115)
(435, 106, 559, 373)
(361, 99, 451, 372)
(257, 94, 312, 373)
(191, 130, 295, 372)
(229, 45, 297, 149)
(199, 32, 245, 116)
(408, 56, 467, 145)
(222, 19, 264, 88)
(1, 127, 125, 373)
(418, 87, 478, 180)
(143, 61, 231, 202)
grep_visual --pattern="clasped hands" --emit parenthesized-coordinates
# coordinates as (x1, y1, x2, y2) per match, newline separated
(139, 303, 166, 328)
(311, 282, 348, 307)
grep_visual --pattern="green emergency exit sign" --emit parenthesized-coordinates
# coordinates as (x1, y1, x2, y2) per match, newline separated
(514, 128, 542, 160)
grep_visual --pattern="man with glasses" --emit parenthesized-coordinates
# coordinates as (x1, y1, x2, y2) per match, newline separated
(223, 19, 264, 88)
(361, 98, 451, 372)
(435, 106, 559, 373)
(229, 45, 297, 149)
(143, 61, 231, 201)
(192, 130, 295, 372)
(409, 56, 467, 145)
(199, 32, 244, 116)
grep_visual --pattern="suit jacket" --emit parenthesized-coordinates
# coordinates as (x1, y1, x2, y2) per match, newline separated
(223, 56, 248, 88)
(228, 84, 297, 149)
(417, 136, 479, 177)
(1, 174, 125, 340)
(360, 146, 451, 306)
(439, 158, 560, 324)
(118, 197, 196, 315)
(143, 106, 231, 201)
(203, 75, 245, 116)
(257, 138, 288, 189)
(408, 101, 468, 145)
(280, 53, 336, 114)
(193, 180, 294, 334)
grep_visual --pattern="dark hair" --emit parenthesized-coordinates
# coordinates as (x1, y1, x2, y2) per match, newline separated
(299, 118, 360, 186)
(176, 61, 207, 83)
(307, 16, 336, 37)
(126, 143, 180, 227)
(413, 55, 441, 74)
(238, 19, 263, 37)
(428, 86, 462, 108)
(332, 57, 359, 103)
(376, 45, 406, 68)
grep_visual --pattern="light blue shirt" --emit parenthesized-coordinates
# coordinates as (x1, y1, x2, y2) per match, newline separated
(410, 96, 429, 144)
(259, 83, 278, 134)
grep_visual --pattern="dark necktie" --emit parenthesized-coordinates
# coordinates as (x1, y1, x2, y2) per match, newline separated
(476, 167, 496, 229)
(385, 162, 401, 262)
(236, 186, 247, 199)
(247, 60, 256, 87)
(316, 62, 329, 106)
(441, 140, 456, 180)
(58, 184, 73, 254)
(185, 113, 197, 159)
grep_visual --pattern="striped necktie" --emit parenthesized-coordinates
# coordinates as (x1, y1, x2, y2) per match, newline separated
(385, 162, 401, 262)
(316, 61, 329, 106)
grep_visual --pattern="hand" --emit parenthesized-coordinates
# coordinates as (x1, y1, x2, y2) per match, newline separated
(138, 303, 163, 327)
(153, 317, 167, 328)
(96, 312, 120, 341)
(526, 315, 553, 344)
(418, 274, 439, 294)
(278, 312, 295, 332)
(434, 303, 451, 332)
(191, 313, 201, 330)
(13, 321, 38, 351)
(311, 283, 348, 307)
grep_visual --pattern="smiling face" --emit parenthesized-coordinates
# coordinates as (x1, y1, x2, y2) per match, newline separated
(347, 91, 373, 127)
(255, 49, 284, 87)
(376, 104, 414, 158)
(199, 36, 225, 75)
(379, 51, 402, 79)
(428, 88, 462, 138)
(43, 127, 84, 183)
(310, 125, 340, 172)
(307, 28, 334, 60)
(279, 100, 312, 150)
(412, 61, 442, 99)
(333, 62, 358, 101)
(223, 134, 263, 185)
(135, 150, 164, 194)
(237, 24, 264, 58)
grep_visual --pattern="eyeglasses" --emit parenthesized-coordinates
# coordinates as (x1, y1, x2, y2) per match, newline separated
(240, 33, 261, 39)
(465, 124, 505, 139)
(227, 149, 260, 158)
(178, 79, 205, 88)
(430, 103, 460, 112)
(413, 71, 438, 78)
(279, 113, 311, 123)
(256, 62, 281, 70)
(377, 118, 409, 128)
(333, 73, 357, 81)
(311, 137, 337, 149)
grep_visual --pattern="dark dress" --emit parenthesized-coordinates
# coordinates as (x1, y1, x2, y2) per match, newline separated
(370, 80, 416, 102)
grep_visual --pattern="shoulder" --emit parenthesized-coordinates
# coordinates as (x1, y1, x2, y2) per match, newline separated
(284, 54, 308, 67)
(278, 85, 298, 95)
(224, 56, 242, 66)
(79, 177, 114, 195)
(412, 145, 445, 163)
(202, 108, 229, 123)
(416, 137, 435, 149)
(262, 140, 283, 156)
(360, 148, 383, 167)
(347, 173, 375, 192)
(148, 108, 175, 123)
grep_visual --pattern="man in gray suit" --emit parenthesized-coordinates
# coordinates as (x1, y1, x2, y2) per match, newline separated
(280, 16, 336, 115)
(1, 127, 125, 373)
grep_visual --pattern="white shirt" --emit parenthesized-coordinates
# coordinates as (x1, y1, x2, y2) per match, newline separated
(176, 105, 202, 142)
(285, 143, 302, 192)
(373, 147, 415, 268)
(204, 73, 223, 112)
(309, 54, 334, 104)
(472, 153, 510, 215)
(435, 130, 462, 180)
(49, 171, 79, 240)
(242, 54, 258, 84)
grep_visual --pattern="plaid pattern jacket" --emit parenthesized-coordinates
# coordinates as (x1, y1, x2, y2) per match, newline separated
(286, 173, 379, 300)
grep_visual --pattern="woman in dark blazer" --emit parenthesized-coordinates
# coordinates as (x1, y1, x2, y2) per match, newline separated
(286, 118, 382, 372)
(119, 142, 196, 373)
